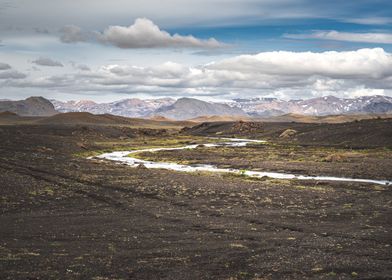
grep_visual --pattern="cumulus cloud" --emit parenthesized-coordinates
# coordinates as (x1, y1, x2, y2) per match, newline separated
(285, 30, 392, 44)
(60, 18, 224, 49)
(208, 48, 392, 79)
(32, 57, 64, 67)
(0, 62, 11, 70)
(5, 48, 392, 100)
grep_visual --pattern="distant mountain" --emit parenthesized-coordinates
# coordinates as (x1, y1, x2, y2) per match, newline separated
(51, 98, 175, 118)
(228, 95, 392, 116)
(155, 98, 247, 120)
(52, 95, 392, 120)
(0, 97, 57, 116)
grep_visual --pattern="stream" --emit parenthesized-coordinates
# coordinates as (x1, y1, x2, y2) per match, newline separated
(91, 138, 391, 186)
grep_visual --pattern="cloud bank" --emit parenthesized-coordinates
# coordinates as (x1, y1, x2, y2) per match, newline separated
(60, 18, 225, 49)
(3, 48, 392, 99)
(285, 30, 392, 44)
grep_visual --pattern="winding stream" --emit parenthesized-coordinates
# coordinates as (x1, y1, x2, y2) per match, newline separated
(91, 138, 391, 186)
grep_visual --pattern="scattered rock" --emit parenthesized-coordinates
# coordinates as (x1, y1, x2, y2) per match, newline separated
(279, 129, 297, 138)
(323, 153, 344, 162)
(136, 163, 148, 170)
(77, 142, 88, 150)
(231, 121, 263, 133)
(70, 162, 80, 169)
(36, 146, 54, 153)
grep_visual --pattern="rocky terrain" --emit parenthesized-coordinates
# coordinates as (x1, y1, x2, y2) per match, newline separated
(0, 118, 391, 279)
(182, 118, 392, 148)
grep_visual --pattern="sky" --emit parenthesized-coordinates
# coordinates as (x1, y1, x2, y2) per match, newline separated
(1, 0, 392, 102)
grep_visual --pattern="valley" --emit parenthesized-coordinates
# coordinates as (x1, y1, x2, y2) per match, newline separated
(1, 117, 391, 279)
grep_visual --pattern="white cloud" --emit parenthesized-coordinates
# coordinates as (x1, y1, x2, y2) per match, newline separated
(61, 18, 225, 49)
(285, 30, 392, 44)
(342, 17, 392, 25)
(208, 48, 392, 79)
(4, 48, 392, 100)
(32, 57, 64, 67)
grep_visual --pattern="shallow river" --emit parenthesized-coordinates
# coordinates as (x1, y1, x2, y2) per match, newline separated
(92, 138, 391, 186)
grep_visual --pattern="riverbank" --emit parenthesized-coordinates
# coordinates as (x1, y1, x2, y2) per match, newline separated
(94, 138, 391, 185)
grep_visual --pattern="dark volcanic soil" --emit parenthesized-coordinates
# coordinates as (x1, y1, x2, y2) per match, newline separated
(183, 118, 392, 148)
(1, 124, 392, 279)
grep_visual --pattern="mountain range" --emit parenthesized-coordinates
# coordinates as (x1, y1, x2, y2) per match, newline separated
(52, 95, 392, 119)
(228, 95, 392, 116)
(1, 95, 392, 119)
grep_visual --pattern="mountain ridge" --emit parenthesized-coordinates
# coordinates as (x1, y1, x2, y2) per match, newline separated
(3, 95, 392, 119)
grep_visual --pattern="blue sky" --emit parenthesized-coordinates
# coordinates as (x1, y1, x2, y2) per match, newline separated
(0, 0, 392, 101)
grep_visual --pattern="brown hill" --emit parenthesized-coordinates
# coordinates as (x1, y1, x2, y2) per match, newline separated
(35, 112, 122, 125)
(0, 111, 193, 129)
